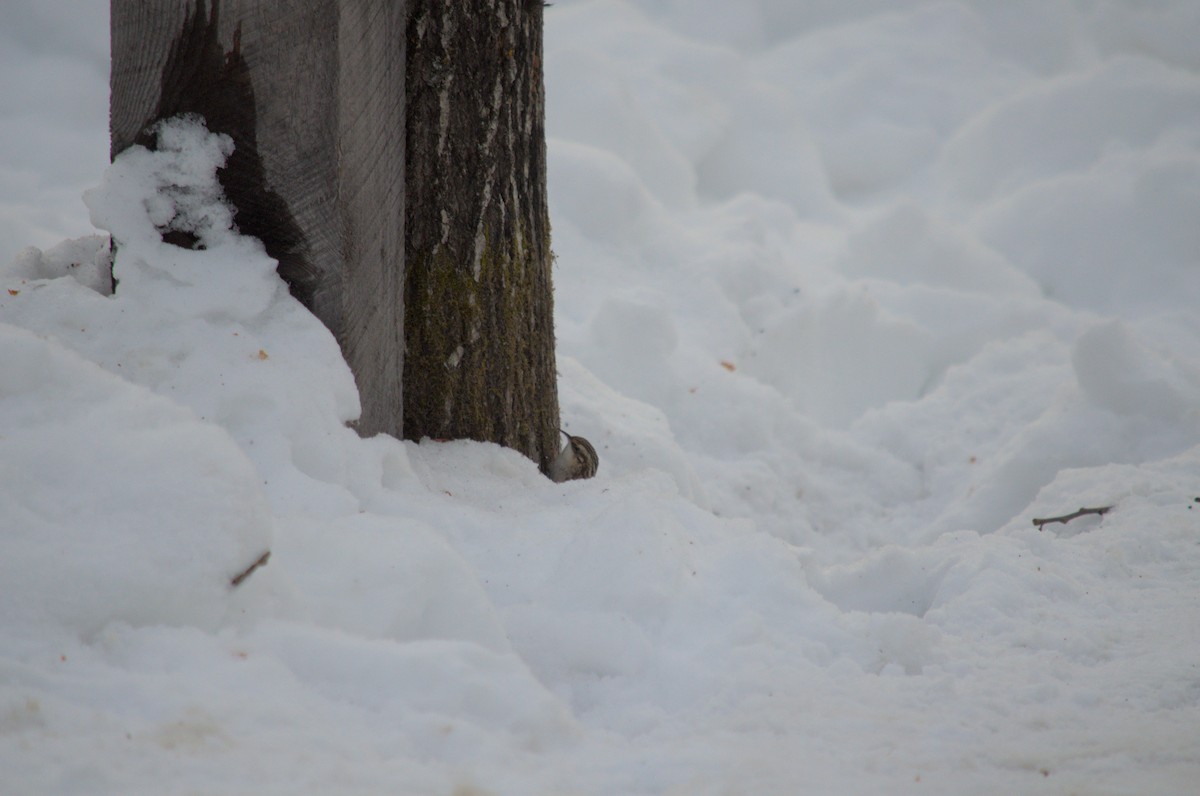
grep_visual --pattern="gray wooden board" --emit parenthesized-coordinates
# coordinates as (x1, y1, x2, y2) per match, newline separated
(110, 0, 405, 437)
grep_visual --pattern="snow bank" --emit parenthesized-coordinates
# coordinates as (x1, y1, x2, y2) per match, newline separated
(0, 116, 364, 634)
(4, 1, 1200, 793)
(0, 323, 271, 634)
(2, 117, 382, 517)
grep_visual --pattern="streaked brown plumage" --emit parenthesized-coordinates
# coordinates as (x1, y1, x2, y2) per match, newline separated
(549, 428, 598, 482)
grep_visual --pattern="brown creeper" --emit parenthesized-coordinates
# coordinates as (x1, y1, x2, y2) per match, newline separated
(549, 428, 599, 483)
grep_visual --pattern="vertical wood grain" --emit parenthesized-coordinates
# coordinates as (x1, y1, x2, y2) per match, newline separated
(338, 1, 406, 437)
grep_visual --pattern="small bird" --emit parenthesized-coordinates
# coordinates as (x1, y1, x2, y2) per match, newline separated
(549, 428, 598, 483)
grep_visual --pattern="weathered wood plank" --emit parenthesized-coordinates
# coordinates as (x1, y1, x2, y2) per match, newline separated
(110, 0, 405, 438)
(338, 2, 406, 437)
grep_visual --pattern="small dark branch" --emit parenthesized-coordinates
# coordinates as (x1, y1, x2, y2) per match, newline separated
(230, 550, 271, 587)
(1032, 506, 1113, 530)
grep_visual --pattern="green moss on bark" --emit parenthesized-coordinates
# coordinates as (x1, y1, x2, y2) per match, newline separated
(403, 226, 558, 472)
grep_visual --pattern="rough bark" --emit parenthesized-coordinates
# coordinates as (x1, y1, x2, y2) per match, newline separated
(109, 0, 406, 438)
(404, 0, 560, 473)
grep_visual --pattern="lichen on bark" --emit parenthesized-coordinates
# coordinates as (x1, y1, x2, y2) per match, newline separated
(404, 0, 559, 473)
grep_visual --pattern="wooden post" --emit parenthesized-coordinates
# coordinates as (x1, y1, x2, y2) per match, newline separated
(109, 0, 406, 438)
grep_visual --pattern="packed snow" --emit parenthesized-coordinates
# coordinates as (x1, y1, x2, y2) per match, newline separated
(3, 1, 1200, 793)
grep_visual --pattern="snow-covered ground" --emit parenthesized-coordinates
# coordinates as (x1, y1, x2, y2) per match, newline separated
(3, 1, 1200, 793)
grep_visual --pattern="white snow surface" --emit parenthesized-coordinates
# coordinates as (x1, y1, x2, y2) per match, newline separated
(3, 1, 1200, 793)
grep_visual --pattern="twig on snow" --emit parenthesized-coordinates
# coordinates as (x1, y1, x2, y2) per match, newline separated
(1032, 506, 1112, 531)
(230, 550, 271, 587)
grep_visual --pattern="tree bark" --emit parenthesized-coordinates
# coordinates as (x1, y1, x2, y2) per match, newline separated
(403, 0, 560, 474)
(109, 0, 406, 438)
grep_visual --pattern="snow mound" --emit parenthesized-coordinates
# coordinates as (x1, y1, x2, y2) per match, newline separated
(1, 116, 373, 517)
(0, 115, 378, 634)
(939, 56, 1200, 204)
(1072, 320, 1200, 422)
(5, 234, 112, 294)
(0, 323, 271, 634)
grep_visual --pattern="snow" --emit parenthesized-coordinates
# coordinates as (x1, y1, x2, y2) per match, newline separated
(3, 1, 1200, 793)
(0, 323, 271, 635)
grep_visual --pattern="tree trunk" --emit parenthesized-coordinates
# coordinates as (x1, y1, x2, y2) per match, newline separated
(109, 0, 406, 438)
(404, 0, 560, 474)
